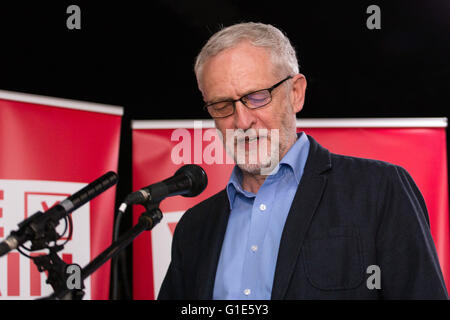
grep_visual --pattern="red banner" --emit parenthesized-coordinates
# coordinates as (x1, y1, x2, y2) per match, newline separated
(0, 90, 122, 299)
(132, 119, 449, 299)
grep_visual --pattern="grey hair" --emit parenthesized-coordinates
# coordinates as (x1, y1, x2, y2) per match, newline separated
(194, 22, 299, 85)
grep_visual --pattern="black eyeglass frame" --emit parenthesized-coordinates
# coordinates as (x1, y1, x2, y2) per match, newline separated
(203, 75, 293, 118)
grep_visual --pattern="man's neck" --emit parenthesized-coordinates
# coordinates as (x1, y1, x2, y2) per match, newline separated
(241, 171, 268, 194)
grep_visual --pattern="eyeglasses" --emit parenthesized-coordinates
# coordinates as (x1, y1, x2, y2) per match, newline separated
(203, 75, 293, 119)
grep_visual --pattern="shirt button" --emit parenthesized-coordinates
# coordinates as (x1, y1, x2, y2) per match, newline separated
(251, 245, 258, 252)
(259, 204, 266, 211)
(243, 289, 251, 296)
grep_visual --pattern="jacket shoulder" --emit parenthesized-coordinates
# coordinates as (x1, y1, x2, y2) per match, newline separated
(327, 152, 423, 212)
(329, 152, 407, 175)
(176, 189, 228, 230)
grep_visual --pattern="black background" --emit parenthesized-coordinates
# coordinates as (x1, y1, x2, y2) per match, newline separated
(0, 1, 449, 300)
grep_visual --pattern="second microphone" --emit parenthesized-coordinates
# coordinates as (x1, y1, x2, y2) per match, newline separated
(120, 164, 208, 211)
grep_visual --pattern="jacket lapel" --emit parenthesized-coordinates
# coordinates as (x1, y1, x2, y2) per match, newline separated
(196, 190, 230, 299)
(271, 135, 332, 299)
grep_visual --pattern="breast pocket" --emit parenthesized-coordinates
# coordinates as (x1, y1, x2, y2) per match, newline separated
(302, 227, 365, 291)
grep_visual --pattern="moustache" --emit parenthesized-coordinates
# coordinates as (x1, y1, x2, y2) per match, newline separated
(234, 130, 270, 144)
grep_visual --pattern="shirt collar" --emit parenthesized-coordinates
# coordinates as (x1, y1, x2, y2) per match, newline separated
(226, 165, 252, 210)
(278, 131, 309, 184)
(226, 132, 310, 209)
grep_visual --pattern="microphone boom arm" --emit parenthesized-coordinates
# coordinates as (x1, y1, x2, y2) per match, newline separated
(45, 202, 163, 300)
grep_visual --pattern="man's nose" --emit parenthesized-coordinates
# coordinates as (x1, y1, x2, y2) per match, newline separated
(233, 100, 257, 130)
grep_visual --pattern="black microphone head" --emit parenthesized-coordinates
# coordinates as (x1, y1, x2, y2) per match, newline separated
(175, 164, 208, 197)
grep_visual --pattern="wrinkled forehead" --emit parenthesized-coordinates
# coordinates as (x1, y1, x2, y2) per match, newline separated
(198, 42, 280, 100)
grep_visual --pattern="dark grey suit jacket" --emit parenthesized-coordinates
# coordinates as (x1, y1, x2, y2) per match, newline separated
(158, 135, 448, 299)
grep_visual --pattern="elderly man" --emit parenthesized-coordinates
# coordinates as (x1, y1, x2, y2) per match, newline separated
(158, 22, 448, 299)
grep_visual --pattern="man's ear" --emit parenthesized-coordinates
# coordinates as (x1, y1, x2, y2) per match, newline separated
(290, 74, 307, 114)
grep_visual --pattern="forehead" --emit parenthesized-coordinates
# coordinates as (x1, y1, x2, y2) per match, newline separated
(199, 41, 277, 100)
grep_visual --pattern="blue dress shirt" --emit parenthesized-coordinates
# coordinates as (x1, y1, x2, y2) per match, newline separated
(213, 132, 310, 300)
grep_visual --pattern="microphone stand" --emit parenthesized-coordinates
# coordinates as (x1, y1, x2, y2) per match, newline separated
(9, 212, 86, 300)
(34, 246, 85, 300)
(43, 203, 163, 300)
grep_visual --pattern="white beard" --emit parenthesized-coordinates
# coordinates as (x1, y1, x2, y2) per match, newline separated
(223, 128, 282, 176)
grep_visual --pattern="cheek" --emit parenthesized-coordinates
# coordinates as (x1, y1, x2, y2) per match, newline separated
(255, 105, 286, 130)
(214, 119, 232, 139)
(258, 93, 291, 124)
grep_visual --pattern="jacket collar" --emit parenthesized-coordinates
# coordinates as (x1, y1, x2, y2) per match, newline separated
(302, 134, 332, 176)
(271, 134, 332, 299)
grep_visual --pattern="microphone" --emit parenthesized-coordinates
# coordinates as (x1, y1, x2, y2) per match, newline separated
(55, 171, 118, 218)
(119, 164, 207, 212)
(0, 171, 118, 257)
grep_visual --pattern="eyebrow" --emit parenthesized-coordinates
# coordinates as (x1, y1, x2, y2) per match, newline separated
(205, 87, 263, 105)
(205, 96, 233, 105)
